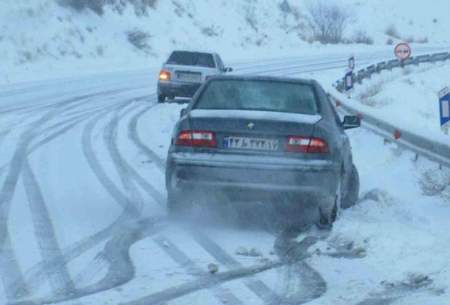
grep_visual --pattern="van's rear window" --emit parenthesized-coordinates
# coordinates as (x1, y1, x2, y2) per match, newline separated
(167, 51, 215, 68)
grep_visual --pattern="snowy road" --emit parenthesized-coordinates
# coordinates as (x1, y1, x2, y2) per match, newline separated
(1, 47, 450, 305)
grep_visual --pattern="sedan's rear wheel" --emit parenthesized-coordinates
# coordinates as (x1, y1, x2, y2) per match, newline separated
(318, 179, 342, 229)
(341, 164, 360, 209)
(158, 94, 166, 103)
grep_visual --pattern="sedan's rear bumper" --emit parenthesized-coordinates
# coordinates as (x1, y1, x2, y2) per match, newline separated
(166, 152, 340, 200)
(158, 81, 202, 98)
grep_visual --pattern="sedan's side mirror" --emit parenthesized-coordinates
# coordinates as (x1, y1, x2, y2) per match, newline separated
(180, 108, 187, 118)
(224, 67, 233, 73)
(342, 115, 361, 129)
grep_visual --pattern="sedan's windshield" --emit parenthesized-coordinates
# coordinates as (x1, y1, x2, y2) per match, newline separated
(167, 51, 215, 68)
(195, 80, 319, 115)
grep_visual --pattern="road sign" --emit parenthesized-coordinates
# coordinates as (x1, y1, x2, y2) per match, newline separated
(394, 43, 412, 61)
(344, 70, 353, 92)
(439, 87, 450, 134)
(348, 55, 355, 71)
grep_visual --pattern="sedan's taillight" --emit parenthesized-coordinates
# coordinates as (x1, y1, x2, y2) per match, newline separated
(285, 136, 329, 153)
(175, 130, 217, 148)
(159, 70, 171, 81)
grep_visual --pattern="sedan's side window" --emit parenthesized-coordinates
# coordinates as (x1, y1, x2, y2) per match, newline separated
(329, 98, 344, 129)
(216, 55, 225, 71)
(316, 85, 342, 130)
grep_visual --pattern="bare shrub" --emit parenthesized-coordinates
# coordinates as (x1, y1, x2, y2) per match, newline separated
(385, 24, 400, 39)
(416, 37, 429, 44)
(352, 30, 374, 45)
(201, 26, 221, 37)
(112, 0, 158, 16)
(386, 38, 394, 45)
(127, 29, 151, 52)
(58, 0, 157, 15)
(58, 0, 104, 15)
(404, 36, 415, 43)
(307, 0, 352, 44)
(279, 0, 292, 14)
(18, 50, 35, 64)
(244, 2, 258, 33)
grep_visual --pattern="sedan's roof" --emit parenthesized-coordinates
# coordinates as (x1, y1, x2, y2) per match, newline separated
(205, 75, 316, 85)
(170, 50, 215, 55)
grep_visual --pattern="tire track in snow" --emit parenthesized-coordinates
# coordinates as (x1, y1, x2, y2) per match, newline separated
(13, 219, 163, 305)
(0, 232, 30, 301)
(122, 260, 285, 305)
(273, 234, 328, 305)
(22, 160, 77, 297)
(0, 93, 97, 302)
(103, 102, 164, 211)
(128, 105, 165, 170)
(154, 236, 244, 305)
(192, 231, 281, 304)
(16, 97, 153, 296)
(11, 98, 160, 305)
(2, 93, 149, 302)
(0, 102, 124, 176)
(0, 93, 107, 301)
(121, 235, 322, 305)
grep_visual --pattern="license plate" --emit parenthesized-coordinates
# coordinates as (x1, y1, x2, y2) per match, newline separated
(178, 72, 201, 82)
(223, 136, 279, 151)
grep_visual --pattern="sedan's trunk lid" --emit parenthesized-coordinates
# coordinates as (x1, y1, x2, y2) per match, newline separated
(187, 109, 322, 155)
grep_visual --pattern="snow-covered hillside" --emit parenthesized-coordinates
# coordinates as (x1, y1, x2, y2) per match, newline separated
(1, 0, 450, 85)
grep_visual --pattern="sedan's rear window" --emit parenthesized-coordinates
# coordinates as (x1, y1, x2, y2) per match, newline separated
(167, 51, 215, 68)
(194, 80, 318, 115)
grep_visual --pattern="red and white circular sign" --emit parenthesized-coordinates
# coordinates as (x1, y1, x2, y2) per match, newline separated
(394, 43, 411, 61)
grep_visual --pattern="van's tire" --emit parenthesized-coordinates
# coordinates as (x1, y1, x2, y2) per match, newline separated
(158, 94, 166, 103)
(342, 164, 360, 209)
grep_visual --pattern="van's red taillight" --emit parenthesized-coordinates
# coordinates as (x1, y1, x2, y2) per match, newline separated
(175, 130, 217, 148)
(285, 136, 329, 153)
(159, 70, 171, 81)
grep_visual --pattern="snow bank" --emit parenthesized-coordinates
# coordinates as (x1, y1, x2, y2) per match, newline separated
(351, 62, 450, 145)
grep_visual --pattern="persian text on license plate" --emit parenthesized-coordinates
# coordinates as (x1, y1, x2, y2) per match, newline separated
(223, 136, 279, 151)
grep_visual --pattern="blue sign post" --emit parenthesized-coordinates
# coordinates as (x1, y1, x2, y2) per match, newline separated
(344, 70, 354, 92)
(439, 87, 450, 135)
(348, 56, 355, 71)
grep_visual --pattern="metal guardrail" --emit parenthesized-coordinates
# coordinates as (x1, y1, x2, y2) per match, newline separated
(335, 51, 450, 91)
(332, 51, 450, 168)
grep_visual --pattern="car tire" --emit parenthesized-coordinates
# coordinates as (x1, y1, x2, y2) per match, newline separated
(318, 199, 338, 229)
(341, 164, 360, 209)
(317, 178, 342, 229)
(158, 94, 166, 103)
